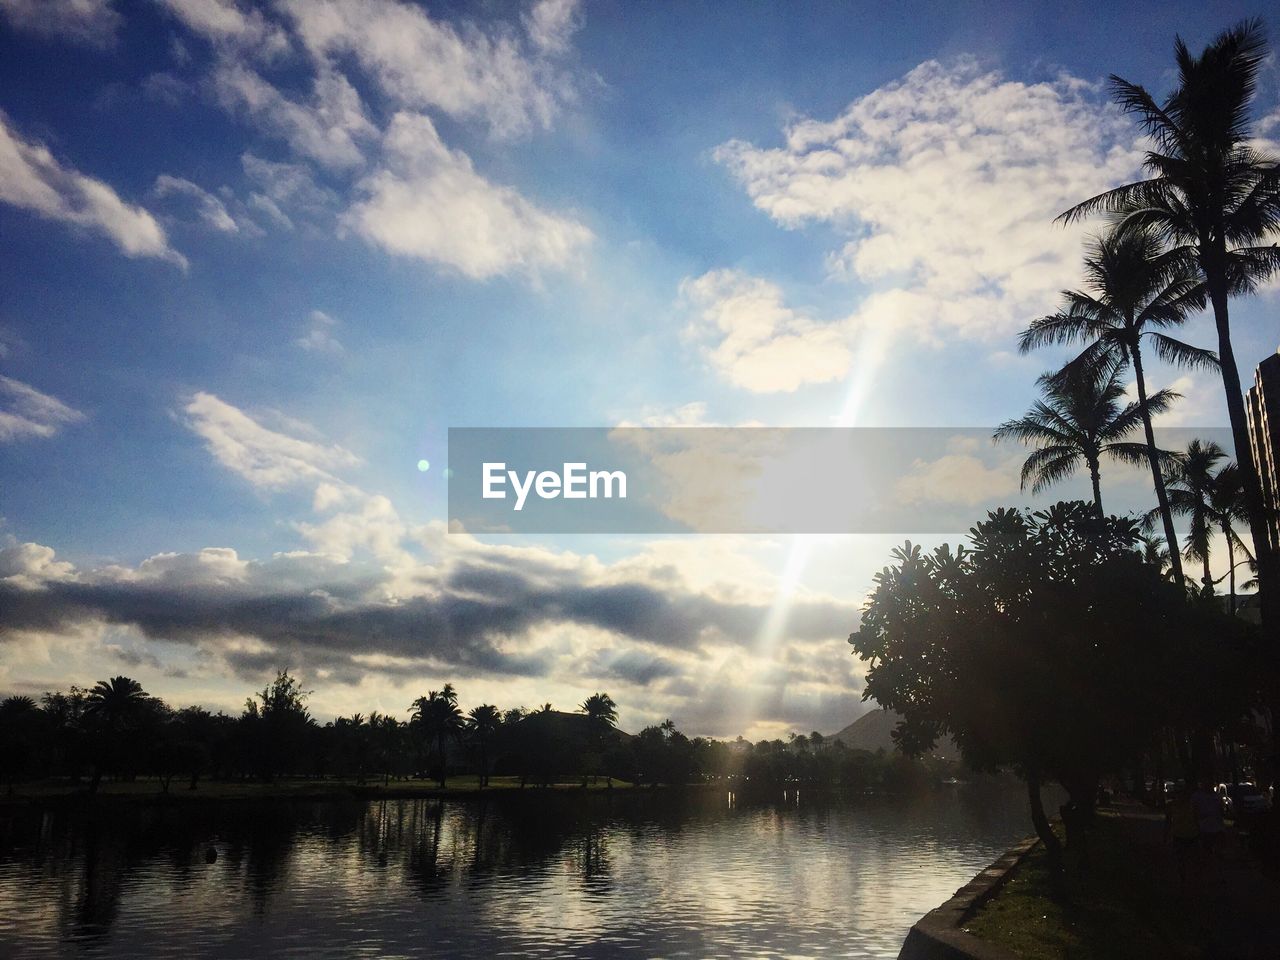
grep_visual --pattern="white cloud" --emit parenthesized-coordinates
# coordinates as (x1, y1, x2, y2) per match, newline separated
(212, 59, 375, 171)
(296, 309, 344, 354)
(183, 391, 361, 491)
(681, 269, 852, 392)
(0, 376, 85, 442)
(0, 0, 120, 48)
(524, 0, 582, 55)
(0, 112, 186, 266)
(154, 0, 290, 58)
(241, 151, 338, 220)
(153, 174, 240, 233)
(896, 448, 1023, 506)
(344, 111, 592, 278)
(0, 539, 77, 587)
(716, 58, 1144, 345)
(279, 0, 578, 138)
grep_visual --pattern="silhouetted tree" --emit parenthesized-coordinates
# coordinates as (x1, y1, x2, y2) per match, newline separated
(1061, 18, 1280, 625)
(1019, 226, 1213, 585)
(1154, 439, 1229, 592)
(241, 670, 314, 780)
(84, 676, 151, 792)
(994, 366, 1171, 513)
(466, 704, 501, 787)
(410, 685, 464, 787)
(850, 501, 1259, 870)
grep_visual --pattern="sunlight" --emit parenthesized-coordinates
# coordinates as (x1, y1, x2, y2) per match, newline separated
(735, 324, 892, 735)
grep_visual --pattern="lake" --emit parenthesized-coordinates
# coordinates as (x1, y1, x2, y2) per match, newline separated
(0, 785, 1042, 958)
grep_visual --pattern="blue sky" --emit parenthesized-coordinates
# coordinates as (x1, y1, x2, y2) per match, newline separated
(1, 0, 1278, 737)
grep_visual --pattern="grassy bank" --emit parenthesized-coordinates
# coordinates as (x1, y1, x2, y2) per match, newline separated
(965, 810, 1280, 959)
(2, 775, 646, 806)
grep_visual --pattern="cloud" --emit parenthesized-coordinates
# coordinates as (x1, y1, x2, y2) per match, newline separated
(715, 57, 1144, 345)
(0, 112, 186, 266)
(154, 0, 290, 58)
(153, 174, 241, 233)
(0, 376, 85, 442)
(681, 269, 852, 392)
(241, 151, 338, 225)
(212, 59, 376, 171)
(183, 391, 361, 491)
(296, 309, 344, 354)
(524, 0, 582, 55)
(279, 0, 579, 138)
(0, 533, 857, 696)
(0, 539, 77, 587)
(0, 0, 120, 48)
(896, 437, 1023, 506)
(344, 111, 592, 278)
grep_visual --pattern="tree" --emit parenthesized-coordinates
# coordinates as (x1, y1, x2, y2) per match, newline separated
(579, 692, 619, 786)
(0, 696, 45, 794)
(849, 501, 1258, 870)
(85, 676, 149, 728)
(580, 692, 618, 728)
(1209, 463, 1254, 615)
(1019, 226, 1214, 586)
(1060, 18, 1280, 628)
(994, 365, 1173, 513)
(410, 685, 464, 787)
(242, 670, 314, 780)
(466, 704, 501, 788)
(84, 676, 151, 793)
(1155, 439, 1229, 591)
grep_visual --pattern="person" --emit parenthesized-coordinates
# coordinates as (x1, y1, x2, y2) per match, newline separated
(1165, 784, 1199, 893)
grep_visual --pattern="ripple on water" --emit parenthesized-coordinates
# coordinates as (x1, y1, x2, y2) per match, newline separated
(0, 787, 1048, 959)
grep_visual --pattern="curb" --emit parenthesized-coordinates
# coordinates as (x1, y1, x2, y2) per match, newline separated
(897, 835, 1040, 960)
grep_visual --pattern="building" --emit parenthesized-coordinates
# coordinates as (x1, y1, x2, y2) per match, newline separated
(1246, 348, 1280, 558)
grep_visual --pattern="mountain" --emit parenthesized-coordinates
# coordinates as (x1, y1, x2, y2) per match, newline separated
(830, 708, 960, 761)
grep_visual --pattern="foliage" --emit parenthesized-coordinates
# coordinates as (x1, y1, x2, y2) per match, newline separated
(849, 502, 1260, 828)
(994, 365, 1170, 510)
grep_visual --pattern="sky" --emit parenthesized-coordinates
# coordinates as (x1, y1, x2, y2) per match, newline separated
(1, 0, 1278, 739)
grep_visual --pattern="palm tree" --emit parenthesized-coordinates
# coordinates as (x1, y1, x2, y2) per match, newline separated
(84, 676, 150, 793)
(410, 685, 464, 788)
(1152, 439, 1228, 591)
(85, 676, 148, 729)
(994, 366, 1175, 513)
(1137, 533, 1173, 577)
(1210, 463, 1255, 614)
(466, 704, 501, 788)
(1059, 18, 1280, 619)
(579, 693, 618, 728)
(1019, 226, 1214, 586)
(579, 692, 619, 786)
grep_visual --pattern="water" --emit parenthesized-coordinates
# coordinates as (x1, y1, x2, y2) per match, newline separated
(0, 786, 1041, 959)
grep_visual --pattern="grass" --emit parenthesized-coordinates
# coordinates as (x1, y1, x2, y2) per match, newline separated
(964, 813, 1204, 960)
(5, 775, 641, 804)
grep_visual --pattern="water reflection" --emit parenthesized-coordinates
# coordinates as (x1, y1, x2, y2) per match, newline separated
(0, 786, 1043, 958)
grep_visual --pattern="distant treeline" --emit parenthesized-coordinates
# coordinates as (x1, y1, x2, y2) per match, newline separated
(0, 672, 954, 795)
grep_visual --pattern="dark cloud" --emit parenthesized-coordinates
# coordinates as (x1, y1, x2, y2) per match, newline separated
(0, 552, 858, 688)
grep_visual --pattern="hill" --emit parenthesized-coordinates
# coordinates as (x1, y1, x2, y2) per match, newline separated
(831, 708, 960, 761)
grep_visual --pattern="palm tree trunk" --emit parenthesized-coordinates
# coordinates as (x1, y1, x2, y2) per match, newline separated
(1027, 772, 1062, 872)
(1225, 526, 1236, 616)
(1132, 345, 1185, 587)
(1208, 282, 1278, 632)
(437, 733, 446, 788)
(1088, 457, 1104, 515)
